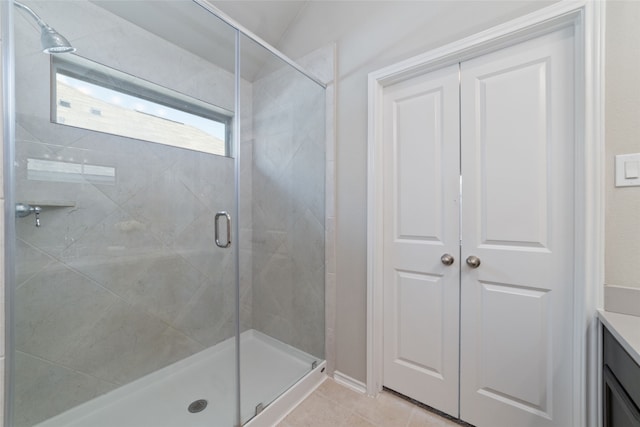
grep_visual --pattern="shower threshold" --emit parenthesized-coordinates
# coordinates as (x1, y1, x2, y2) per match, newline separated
(36, 330, 322, 427)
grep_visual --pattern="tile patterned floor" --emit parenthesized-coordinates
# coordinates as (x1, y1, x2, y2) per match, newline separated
(277, 378, 461, 427)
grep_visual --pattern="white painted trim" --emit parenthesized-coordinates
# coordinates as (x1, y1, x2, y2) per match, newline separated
(579, 3, 606, 427)
(333, 370, 367, 395)
(368, 2, 590, 86)
(596, 317, 604, 427)
(366, 2, 604, 426)
(366, 68, 385, 397)
(245, 363, 327, 427)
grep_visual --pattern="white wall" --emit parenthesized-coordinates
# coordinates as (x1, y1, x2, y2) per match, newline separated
(605, 0, 640, 290)
(274, 0, 557, 383)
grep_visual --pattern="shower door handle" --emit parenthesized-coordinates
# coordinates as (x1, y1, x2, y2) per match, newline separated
(214, 211, 232, 248)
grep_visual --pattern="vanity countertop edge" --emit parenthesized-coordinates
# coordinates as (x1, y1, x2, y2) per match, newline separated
(598, 309, 640, 366)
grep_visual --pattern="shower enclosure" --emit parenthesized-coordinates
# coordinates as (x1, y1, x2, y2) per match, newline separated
(2, 1, 326, 426)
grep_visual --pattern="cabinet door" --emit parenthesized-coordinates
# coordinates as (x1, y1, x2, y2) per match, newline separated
(604, 366, 640, 427)
(603, 327, 640, 427)
(382, 63, 460, 417)
(459, 27, 575, 427)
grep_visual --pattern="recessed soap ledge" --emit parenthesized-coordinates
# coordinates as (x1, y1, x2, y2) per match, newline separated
(24, 201, 76, 208)
(16, 201, 77, 227)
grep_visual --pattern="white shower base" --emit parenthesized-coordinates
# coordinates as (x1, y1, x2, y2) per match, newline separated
(36, 330, 324, 427)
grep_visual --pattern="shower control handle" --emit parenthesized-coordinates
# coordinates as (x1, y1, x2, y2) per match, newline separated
(215, 211, 231, 248)
(16, 203, 42, 227)
(34, 206, 41, 227)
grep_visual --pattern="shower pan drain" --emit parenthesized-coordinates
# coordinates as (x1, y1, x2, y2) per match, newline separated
(188, 399, 208, 413)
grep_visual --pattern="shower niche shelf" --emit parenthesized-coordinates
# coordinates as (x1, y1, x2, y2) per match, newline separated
(22, 200, 76, 207)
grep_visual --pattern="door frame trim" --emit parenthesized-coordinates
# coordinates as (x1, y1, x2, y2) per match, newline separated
(366, 3, 605, 427)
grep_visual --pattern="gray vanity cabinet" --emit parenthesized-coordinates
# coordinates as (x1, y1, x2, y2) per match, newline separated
(603, 327, 640, 427)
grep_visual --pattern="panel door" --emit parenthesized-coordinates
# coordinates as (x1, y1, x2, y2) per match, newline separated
(459, 27, 575, 427)
(382, 64, 461, 417)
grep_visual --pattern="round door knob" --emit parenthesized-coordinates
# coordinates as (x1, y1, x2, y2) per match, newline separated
(466, 255, 481, 268)
(441, 254, 455, 266)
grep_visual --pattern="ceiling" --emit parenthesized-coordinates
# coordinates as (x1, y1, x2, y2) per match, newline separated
(90, 0, 309, 80)
(210, 1, 309, 48)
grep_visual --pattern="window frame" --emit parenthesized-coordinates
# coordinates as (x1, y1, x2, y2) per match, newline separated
(50, 54, 233, 157)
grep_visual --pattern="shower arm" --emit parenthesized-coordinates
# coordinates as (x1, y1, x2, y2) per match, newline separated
(13, 0, 76, 54)
(14, 1, 50, 31)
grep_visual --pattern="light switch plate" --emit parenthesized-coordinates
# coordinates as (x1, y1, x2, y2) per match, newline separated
(615, 153, 640, 187)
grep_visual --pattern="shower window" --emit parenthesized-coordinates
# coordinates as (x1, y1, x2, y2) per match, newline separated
(51, 55, 232, 156)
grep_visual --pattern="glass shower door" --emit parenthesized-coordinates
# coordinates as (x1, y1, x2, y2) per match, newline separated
(9, 1, 241, 426)
(238, 34, 326, 425)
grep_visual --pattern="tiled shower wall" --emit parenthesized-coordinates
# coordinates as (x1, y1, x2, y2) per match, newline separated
(296, 45, 336, 374)
(251, 50, 329, 359)
(12, 2, 252, 425)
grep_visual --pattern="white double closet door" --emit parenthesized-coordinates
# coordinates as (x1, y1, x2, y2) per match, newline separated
(382, 27, 575, 427)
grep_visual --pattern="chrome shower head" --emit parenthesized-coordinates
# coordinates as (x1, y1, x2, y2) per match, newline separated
(39, 24, 76, 54)
(14, 1, 76, 54)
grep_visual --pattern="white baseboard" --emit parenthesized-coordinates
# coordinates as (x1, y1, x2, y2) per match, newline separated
(332, 370, 367, 394)
(604, 285, 640, 317)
